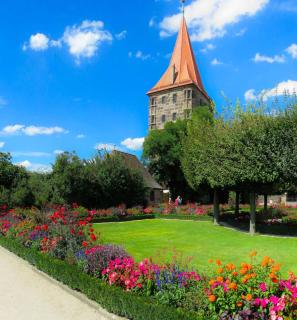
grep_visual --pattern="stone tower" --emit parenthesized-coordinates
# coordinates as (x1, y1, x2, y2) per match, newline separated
(147, 17, 211, 130)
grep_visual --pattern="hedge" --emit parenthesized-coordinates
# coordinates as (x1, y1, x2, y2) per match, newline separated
(92, 214, 212, 224)
(0, 237, 201, 320)
(155, 214, 212, 221)
(92, 214, 155, 224)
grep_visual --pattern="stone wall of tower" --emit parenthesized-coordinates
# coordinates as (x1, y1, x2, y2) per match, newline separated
(148, 85, 210, 130)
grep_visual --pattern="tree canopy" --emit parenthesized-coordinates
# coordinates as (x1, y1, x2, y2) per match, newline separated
(182, 104, 297, 233)
(142, 119, 199, 200)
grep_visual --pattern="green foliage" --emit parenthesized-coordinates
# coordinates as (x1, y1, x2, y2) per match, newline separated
(0, 237, 200, 320)
(85, 153, 147, 208)
(142, 119, 198, 200)
(0, 151, 147, 209)
(183, 104, 297, 194)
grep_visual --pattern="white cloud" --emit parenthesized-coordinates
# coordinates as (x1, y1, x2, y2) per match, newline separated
(16, 160, 52, 173)
(0, 96, 7, 106)
(54, 150, 64, 155)
(23, 20, 112, 63)
(244, 89, 257, 101)
(0, 124, 67, 136)
(200, 43, 216, 53)
(12, 151, 51, 157)
(121, 137, 145, 151)
(1, 124, 24, 135)
(95, 143, 118, 151)
(63, 20, 112, 63)
(211, 58, 222, 65)
(0, 142, 4, 148)
(235, 28, 247, 37)
(149, 17, 157, 27)
(128, 51, 151, 60)
(17, 160, 32, 168)
(22, 126, 67, 136)
(253, 53, 286, 63)
(245, 80, 297, 102)
(23, 33, 50, 51)
(261, 80, 297, 101)
(115, 30, 127, 40)
(286, 44, 297, 59)
(76, 134, 86, 139)
(160, 0, 269, 41)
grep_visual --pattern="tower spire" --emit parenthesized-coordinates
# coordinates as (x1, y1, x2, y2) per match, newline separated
(180, 0, 186, 16)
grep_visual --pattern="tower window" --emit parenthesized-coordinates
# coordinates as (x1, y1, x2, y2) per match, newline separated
(184, 89, 192, 100)
(151, 115, 156, 124)
(161, 114, 166, 123)
(172, 93, 177, 103)
(161, 96, 166, 104)
(150, 97, 157, 106)
(172, 112, 177, 121)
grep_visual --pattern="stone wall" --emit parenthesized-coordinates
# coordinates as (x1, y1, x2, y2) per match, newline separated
(148, 84, 210, 130)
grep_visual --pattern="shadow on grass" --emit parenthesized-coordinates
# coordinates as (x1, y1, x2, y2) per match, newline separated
(221, 213, 297, 237)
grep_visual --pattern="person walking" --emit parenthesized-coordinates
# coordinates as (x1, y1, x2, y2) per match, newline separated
(175, 195, 182, 206)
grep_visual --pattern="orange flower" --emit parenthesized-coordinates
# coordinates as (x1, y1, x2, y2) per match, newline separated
(240, 267, 248, 275)
(261, 256, 271, 267)
(226, 263, 236, 271)
(217, 267, 224, 274)
(209, 279, 215, 286)
(208, 259, 213, 264)
(229, 282, 237, 290)
(216, 259, 222, 266)
(246, 294, 252, 301)
(217, 276, 224, 282)
(209, 295, 216, 303)
(237, 301, 243, 307)
(242, 277, 248, 284)
(233, 271, 238, 277)
(271, 264, 281, 273)
(249, 250, 257, 257)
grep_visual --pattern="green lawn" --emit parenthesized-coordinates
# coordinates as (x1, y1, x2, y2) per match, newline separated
(94, 219, 297, 274)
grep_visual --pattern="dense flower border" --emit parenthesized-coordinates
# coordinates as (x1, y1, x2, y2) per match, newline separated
(1, 206, 297, 319)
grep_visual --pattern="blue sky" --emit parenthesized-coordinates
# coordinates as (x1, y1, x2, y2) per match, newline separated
(0, 0, 297, 172)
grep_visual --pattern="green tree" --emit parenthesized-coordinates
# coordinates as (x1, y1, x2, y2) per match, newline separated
(85, 153, 147, 208)
(142, 119, 198, 200)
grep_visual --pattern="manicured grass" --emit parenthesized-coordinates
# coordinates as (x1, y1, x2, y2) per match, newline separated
(94, 219, 297, 274)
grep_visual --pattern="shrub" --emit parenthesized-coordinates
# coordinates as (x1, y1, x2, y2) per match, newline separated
(85, 245, 129, 278)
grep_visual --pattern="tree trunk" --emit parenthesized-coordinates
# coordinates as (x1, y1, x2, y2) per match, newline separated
(250, 192, 256, 236)
(235, 191, 240, 215)
(264, 194, 268, 212)
(213, 189, 220, 225)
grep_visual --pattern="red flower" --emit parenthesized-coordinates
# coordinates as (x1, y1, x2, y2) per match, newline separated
(90, 233, 97, 241)
(82, 241, 88, 247)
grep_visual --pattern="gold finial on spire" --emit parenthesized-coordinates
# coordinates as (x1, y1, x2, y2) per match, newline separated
(180, 0, 186, 16)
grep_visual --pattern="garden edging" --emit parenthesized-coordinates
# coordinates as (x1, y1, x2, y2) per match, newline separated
(0, 237, 200, 320)
(0, 245, 126, 320)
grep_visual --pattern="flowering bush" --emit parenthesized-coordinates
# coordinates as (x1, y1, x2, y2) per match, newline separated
(2, 205, 297, 319)
(206, 253, 297, 319)
(85, 245, 129, 277)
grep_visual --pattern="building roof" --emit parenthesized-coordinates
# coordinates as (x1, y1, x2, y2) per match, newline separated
(147, 17, 208, 98)
(112, 150, 163, 190)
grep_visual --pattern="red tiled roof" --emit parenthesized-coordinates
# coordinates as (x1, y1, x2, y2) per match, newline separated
(147, 17, 207, 96)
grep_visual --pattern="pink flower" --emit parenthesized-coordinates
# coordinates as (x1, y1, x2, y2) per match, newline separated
(259, 282, 267, 292)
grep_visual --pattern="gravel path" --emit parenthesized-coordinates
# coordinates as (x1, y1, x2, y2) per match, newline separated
(0, 246, 124, 320)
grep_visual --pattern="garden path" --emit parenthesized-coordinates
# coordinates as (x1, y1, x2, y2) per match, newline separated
(0, 246, 123, 320)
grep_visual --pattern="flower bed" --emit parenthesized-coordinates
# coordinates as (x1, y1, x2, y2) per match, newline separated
(1, 206, 297, 319)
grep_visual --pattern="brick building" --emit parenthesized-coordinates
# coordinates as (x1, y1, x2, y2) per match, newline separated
(147, 16, 211, 130)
